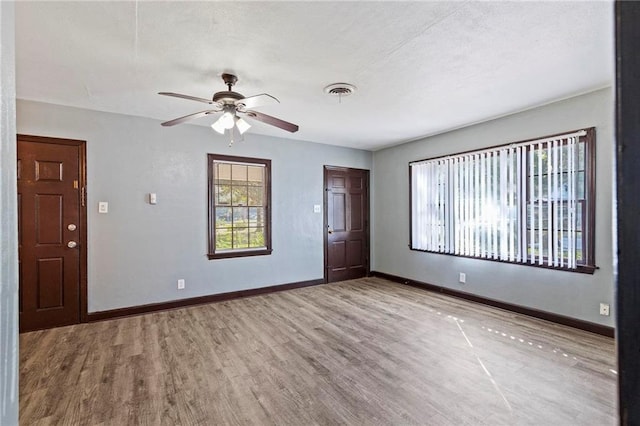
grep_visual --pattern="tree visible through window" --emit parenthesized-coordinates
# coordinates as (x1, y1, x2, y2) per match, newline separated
(208, 154, 272, 259)
(409, 128, 595, 273)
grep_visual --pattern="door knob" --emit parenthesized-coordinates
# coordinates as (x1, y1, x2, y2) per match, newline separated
(67, 241, 77, 248)
(67, 223, 77, 231)
(327, 227, 333, 234)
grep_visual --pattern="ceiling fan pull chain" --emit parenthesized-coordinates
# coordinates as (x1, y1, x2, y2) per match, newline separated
(228, 129, 235, 147)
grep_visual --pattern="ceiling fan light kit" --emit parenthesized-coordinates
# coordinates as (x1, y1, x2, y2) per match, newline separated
(211, 105, 240, 134)
(234, 116, 251, 134)
(159, 73, 299, 145)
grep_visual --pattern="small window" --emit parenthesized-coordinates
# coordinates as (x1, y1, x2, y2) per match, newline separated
(409, 128, 595, 273)
(208, 154, 272, 259)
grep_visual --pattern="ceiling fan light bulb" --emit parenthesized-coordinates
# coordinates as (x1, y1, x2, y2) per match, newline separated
(220, 111, 235, 129)
(211, 118, 226, 134)
(235, 117, 251, 134)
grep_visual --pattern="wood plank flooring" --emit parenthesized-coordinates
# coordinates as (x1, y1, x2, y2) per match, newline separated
(19, 277, 617, 425)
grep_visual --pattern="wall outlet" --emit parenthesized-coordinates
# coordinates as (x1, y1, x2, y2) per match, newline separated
(459, 272, 466, 284)
(177, 279, 185, 290)
(599, 303, 610, 316)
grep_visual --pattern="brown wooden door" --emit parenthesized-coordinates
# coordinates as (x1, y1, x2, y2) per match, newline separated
(324, 166, 369, 283)
(18, 135, 86, 332)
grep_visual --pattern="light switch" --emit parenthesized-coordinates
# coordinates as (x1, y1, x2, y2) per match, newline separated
(98, 202, 108, 214)
(313, 204, 322, 213)
(149, 193, 157, 205)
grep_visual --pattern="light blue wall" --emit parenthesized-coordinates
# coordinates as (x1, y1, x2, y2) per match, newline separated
(0, 1, 19, 424)
(15, 86, 614, 328)
(17, 100, 373, 312)
(373, 88, 615, 327)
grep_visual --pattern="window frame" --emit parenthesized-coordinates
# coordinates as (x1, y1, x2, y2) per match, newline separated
(524, 137, 592, 269)
(408, 128, 596, 274)
(207, 153, 272, 260)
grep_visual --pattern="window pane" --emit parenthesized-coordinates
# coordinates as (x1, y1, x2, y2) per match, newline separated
(552, 232, 568, 260)
(233, 228, 249, 248)
(215, 207, 232, 227)
(215, 228, 232, 250)
(540, 230, 549, 258)
(532, 149, 540, 175)
(558, 143, 585, 171)
(527, 203, 549, 229)
(555, 172, 585, 200)
(554, 204, 584, 230)
(576, 232, 583, 261)
(577, 202, 584, 229)
(232, 186, 248, 206)
(530, 148, 554, 176)
(249, 207, 265, 227)
(247, 166, 264, 185)
(531, 175, 550, 201)
(559, 173, 569, 200)
(560, 145, 570, 169)
(248, 186, 264, 206)
(217, 185, 231, 205)
(249, 227, 265, 248)
(539, 150, 549, 175)
(232, 164, 247, 181)
(577, 171, 585, 198)
(233, 207, 248, 227)
(216, 163, 231, 183)
(528, 230, 549, 259)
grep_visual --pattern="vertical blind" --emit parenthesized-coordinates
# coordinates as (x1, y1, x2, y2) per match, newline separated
(410, 130, 586, 269)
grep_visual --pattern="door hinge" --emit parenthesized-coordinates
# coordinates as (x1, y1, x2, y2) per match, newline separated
(73, 180, 79, 189)
(81, 187, 86, 207)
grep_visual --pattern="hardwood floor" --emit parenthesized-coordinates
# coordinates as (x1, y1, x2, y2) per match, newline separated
(19, 277, 617, 425)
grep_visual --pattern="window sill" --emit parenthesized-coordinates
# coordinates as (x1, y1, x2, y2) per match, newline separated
(208, 248, 272, 260)
(409, 248, 597, 274)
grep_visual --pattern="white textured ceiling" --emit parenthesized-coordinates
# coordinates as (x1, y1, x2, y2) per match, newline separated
(15, 1, 613, 151)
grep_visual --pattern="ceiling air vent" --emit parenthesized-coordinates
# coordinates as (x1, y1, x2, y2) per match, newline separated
(324, 83, 357, 102)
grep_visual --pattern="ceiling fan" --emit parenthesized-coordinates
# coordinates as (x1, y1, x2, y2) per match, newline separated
(158, 73, 299, 137)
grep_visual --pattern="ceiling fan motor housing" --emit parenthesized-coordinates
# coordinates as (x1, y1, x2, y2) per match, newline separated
(213, 90, 244, 104)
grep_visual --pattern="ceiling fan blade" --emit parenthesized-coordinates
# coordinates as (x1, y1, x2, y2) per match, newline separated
(158, 92, 219, 105)
(235, 93, 280, 110)
(243, 110, 299, 133)
(161, 110, 219, 127)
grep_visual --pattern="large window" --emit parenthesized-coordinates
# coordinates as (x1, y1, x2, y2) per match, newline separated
(208, 154, 272, 259)
(410, 128, 595, 273)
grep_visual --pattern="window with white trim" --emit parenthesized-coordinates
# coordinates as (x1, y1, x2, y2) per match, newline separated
(410, 128, 595, 273)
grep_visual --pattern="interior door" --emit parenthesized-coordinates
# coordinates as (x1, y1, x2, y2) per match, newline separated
(18, 135, 86, 332)
(324, 166, 370, 283)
